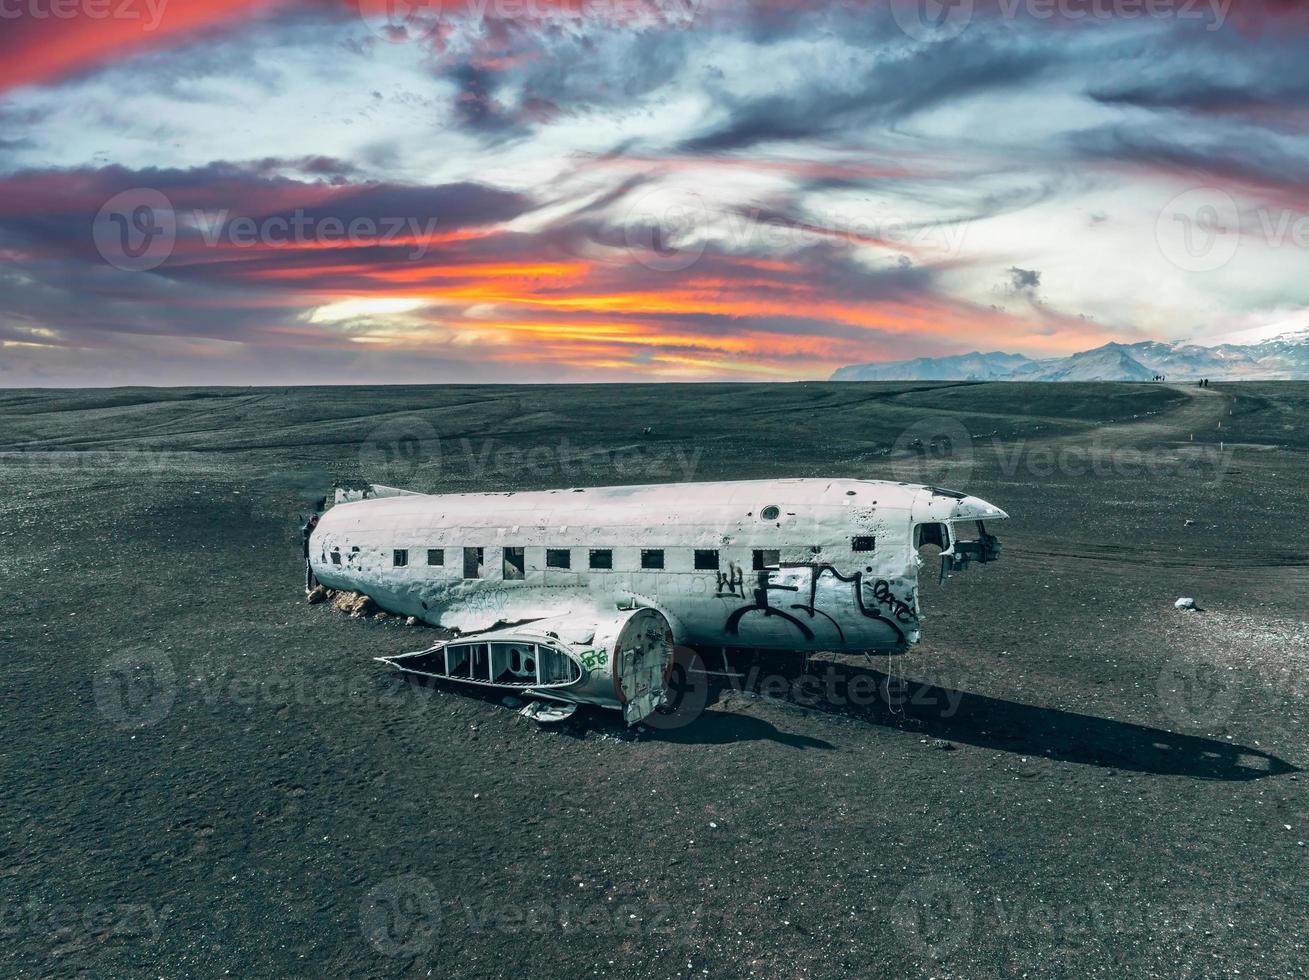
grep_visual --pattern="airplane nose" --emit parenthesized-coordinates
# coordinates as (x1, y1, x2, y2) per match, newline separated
(954, 495, 1008, 521)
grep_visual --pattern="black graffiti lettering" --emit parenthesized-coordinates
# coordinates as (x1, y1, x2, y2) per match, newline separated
(724, 564, 919, 645)
(870, 579, 918, 624)
(715, 561, 745, 598)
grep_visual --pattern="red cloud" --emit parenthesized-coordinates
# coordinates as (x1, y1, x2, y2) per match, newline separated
(0, 0, 323, 93)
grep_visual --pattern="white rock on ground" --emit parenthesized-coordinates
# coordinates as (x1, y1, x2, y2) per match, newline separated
(1175, 597, 1198, 610)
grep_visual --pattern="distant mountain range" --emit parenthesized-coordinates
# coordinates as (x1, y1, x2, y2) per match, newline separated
(831, 329, 1309, 382)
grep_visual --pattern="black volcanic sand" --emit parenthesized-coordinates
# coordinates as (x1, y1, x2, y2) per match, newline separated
(2, 382, 1307, 979)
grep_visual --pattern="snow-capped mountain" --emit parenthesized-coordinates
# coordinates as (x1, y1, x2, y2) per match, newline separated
(829, 351, 1032, 381)
(831, 329, 1309, 382)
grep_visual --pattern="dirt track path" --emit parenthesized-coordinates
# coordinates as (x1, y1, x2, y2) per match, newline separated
(1075, 383, 1233, 450)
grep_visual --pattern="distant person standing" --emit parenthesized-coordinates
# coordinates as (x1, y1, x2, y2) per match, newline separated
(302, 513, 320, 592)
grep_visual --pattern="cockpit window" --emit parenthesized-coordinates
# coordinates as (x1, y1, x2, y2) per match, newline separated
(915, 523, 949, 550)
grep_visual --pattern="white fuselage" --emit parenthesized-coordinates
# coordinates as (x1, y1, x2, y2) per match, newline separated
(309, 478, 1007, 654)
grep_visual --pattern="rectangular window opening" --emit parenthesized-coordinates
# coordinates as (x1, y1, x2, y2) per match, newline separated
(393, 549, 408, 567)
(641, 549, 664, 570)
(589, 549, 613, 570)
(426, 548, 444, 566)
(546, 548, 571, 569)
(694, 549, 719, 570)
(851, 535, 876, 553)
(463, 547, 484, 579)
(503, 546, 525, 581)
(752, 549, 780, 570)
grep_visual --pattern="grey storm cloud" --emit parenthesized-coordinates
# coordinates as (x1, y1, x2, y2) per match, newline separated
(680, 36, 1051, 153)
(1068, 124, 1309, 200)
(0, 162, 536, 261)
(1007, 267, 1041, 293)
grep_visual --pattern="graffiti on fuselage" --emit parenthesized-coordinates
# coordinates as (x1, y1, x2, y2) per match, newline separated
(578, 648, 608, 671)
(723, 564, 918, 646)
(460, 587, 510, 616)
(715, 562, 746, 598)
(724, 568, 814, 640)
(869, 578, 918, 625)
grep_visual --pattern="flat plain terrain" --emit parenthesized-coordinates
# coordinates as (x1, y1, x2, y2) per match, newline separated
(2, 381, 1306, 979)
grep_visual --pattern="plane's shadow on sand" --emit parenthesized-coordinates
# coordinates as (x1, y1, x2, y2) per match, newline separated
(657, 661, 1296, 781)
(387, 665, 1297, 780)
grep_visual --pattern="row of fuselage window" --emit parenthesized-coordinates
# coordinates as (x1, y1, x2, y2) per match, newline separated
(328, 537, 875, 578)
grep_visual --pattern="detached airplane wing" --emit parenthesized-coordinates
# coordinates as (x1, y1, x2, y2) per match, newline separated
(376, 607, 674, 725)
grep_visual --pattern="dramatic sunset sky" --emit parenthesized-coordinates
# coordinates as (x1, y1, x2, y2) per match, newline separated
(2, 0, 1308, 384)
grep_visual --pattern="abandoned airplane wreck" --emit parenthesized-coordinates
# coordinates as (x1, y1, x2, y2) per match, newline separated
(307, 478, 1007, 724)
